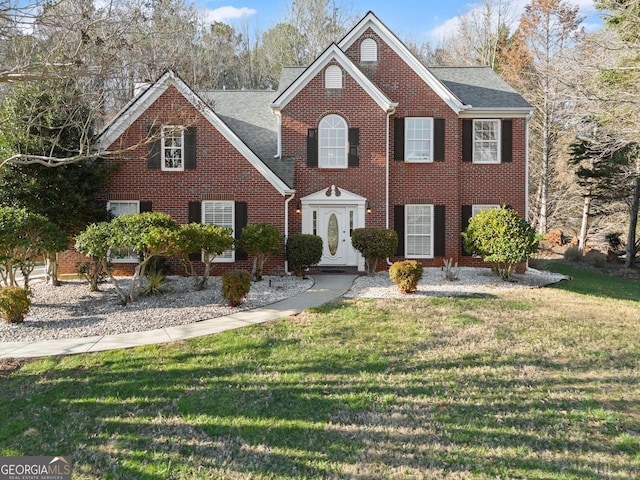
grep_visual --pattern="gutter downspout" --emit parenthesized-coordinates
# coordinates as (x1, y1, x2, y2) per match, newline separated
(386, 108, 394, 266)
(525, 110, 533, 270)
(284, 193, 295, 275)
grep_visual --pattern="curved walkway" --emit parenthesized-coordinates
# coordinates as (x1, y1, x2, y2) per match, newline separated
(0, 275, 357, 359)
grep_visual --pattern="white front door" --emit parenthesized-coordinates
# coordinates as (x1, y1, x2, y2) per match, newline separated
(319, 206, 350, 265)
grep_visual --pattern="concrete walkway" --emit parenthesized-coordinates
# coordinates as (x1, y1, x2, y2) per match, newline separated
(0, 275, 357, 359)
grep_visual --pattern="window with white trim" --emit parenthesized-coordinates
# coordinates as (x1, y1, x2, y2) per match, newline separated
(360, 38, 377, 61)
(203, 201, 234, 262)
(319, 114, 347, 168)
(325, 65, 342, 89)
(472, 204, 500, 217)
(107, 201, 139, 262)
(162, 125, 185, 171)
(405, 117, 433, 162)
(405, 204, 433, 258)
(473, 120, 500, 164)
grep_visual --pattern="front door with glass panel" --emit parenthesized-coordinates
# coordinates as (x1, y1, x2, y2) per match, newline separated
(317, 206, 357, 266)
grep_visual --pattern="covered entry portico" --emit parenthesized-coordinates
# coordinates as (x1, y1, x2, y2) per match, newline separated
(300, 185, 366, 271)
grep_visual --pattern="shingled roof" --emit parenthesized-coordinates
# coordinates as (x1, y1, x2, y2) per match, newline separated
(429, 66, 532, 110)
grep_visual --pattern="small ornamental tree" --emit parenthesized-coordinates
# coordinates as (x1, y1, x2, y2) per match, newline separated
(285, 234, 323, 277)
(237, 223, 282, 281)
(462, 207, 539, 281)
(75, 222, 117, 294)
(109, 212, 180, 303)
(176, 223, 234, 290)
(351, 228, 398, 275)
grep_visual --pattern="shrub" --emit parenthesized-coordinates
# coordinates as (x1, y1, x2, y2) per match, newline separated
(606, 232, 623, 251)
(141, 271, 168, 297)
(351, 228, 398, 276)
(286, 234, 323, 277)
(237, 223, 282, 281)
(389, 260, 423, 294)
(584, 250, 607, 268)
(221, 270, 252, 307)
(0, 286, 31, 323)
(563, 245, 583, 263)
(462, 207, 539, 281)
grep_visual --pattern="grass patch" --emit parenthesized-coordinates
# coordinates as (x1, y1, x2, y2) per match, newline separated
(2, 267, 640, 478)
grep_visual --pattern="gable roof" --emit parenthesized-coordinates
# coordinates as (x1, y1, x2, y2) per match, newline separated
(338, 11, 468, 114)
(97, 71, 294, 195)
(271, 43, 397, 113)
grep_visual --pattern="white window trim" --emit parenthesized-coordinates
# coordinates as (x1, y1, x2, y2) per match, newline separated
(325, 65, 343, 89)
(472, 204, 500, 217)
(405, 117, 434, 163)
(107, 200, 140, 263)
(360, 38, 378, 62)
(405, 204, 434, 259)
(202, 200, 235, 263)
(161, 125, 185, 171)
(319, 114, 348, 169)
(472, 119, 501, 164)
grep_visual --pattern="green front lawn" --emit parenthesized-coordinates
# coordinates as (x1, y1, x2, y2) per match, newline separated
(2, 265, 639, 479)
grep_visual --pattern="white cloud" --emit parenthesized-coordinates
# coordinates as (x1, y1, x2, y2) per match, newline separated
(203, 6, 257, 23)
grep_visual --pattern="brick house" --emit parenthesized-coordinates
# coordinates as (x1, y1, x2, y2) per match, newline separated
(63, 12, 532, 275)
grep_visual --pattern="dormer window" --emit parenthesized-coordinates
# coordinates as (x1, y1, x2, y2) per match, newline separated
(325, 65, 343, 89)
(360, 38, 378, 62)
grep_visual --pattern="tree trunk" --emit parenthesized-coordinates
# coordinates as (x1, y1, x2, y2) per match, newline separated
(578, 195, 592, 252)
(625, 175, 640, 268)
(45, 252, 61, 286)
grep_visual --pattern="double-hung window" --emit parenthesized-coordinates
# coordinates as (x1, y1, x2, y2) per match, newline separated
(107, 201, 140, 262)
(405, 204, 433, 258)
(203, 201, 234, 262)
(405, 117, 433, 162)
(162, 125, 185, 171)
(319, 114, 347, 168)
(473, 120, 500, 164)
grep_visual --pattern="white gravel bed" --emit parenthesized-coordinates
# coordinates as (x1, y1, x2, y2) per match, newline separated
(0, 275, 312, 343)
(343, 267, 569, 299)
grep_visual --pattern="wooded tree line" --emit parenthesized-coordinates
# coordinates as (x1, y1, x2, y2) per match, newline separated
(0, 0, 639, 265)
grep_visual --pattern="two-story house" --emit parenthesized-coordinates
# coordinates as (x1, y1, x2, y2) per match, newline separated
(61, 11, 532, 275)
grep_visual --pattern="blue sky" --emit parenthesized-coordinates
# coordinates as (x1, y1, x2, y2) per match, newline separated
(198, 0, 601, 42)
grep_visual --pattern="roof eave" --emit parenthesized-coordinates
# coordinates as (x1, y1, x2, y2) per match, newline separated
(458, 107, 535, 118)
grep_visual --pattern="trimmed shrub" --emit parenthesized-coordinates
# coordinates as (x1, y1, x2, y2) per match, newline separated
(462, 207, 539, 281)
(584, 250, 607, 268)
(351, 228, 398, 276)
(221, 270, 252, 307)
(563, 245, 582, 263)
(286, 234, 323, 277)
(0, 286, 31, 323)
(389, 260, 423, 294)
(237, 223, 282, 281)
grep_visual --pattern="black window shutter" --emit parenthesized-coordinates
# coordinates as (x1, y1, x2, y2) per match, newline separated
(188, 201, 202, 261)
(394, 205, 405, 256)
(307, 128, 318, 167)
(148, 126, 161, 169)
(462, 120, 472, 162)
(184, 127, 196, 169)
(348, 127, 359, 167)
(188, 201, 202, 223)
(139, 201, 153, 212)
(394, 118, 404, 161)
(501, 119, 513, 163)
(461, 205, 473, 256)
(434, 118, 445, 162)
(434, 205, 446, 257)
(234, 201, 248, 261)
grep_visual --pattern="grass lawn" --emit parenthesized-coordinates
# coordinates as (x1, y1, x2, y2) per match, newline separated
(1, 261, 639, 479)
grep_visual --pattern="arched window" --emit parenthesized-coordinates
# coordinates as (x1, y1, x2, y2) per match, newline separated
(360, 38, 378, 62)
(325, 65, 343, 89)
(319, 114, 347, 168)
